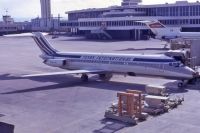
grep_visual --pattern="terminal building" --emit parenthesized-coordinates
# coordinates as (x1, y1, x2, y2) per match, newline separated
(62, 0, 200, 40)
(0, 15, 31, 35)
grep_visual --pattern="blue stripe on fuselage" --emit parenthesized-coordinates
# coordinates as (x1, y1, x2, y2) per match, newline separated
(56, 54, 82, 58)
(54, 54, 175, 62)
(133, 58, 175, 62)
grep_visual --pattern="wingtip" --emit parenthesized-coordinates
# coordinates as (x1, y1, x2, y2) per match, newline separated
(4, 33, 34, 37)
(20, 74, 35, 78)
(3, 32, 49, 37)
(20, 75, 28, 78)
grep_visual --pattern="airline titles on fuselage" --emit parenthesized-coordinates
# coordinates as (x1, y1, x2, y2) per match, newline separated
(81, 55, 133, 62)
(66, 55, 179, 69)
(66, 55, 178, 70)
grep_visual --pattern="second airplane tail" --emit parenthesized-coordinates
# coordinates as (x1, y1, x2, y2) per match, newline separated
(137, 20, 166, 35)
(138, 20, 181, 39)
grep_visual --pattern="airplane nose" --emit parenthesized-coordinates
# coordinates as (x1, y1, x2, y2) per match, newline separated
(193, 71, 199, 78)
(43, 59, 47, 64)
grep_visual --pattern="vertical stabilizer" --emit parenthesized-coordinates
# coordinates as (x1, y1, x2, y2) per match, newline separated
(138, 20, 180, 38)
(32, 32, 58, 56)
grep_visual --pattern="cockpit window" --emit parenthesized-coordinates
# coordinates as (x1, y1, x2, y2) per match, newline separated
(169, 62, 183, 67)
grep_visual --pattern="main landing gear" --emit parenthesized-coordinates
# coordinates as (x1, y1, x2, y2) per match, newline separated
(99, 74, 113, 81)
(80, 73, 113, 82)
(81, 74, 88, 82)
(178, 78, 197, 88)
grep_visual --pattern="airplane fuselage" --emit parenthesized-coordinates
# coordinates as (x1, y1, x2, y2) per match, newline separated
(43, 52, 196, 80)
(152, 27, 200, 40)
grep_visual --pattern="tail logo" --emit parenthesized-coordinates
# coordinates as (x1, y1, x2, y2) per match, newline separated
(149, 22, 165, 28)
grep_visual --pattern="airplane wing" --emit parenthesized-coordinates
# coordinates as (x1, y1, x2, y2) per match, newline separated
(4, 32, 48, 37)
(21, 69, 105, 78)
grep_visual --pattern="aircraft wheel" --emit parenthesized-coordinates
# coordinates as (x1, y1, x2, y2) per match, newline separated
(99, 74, 113, 81)
(177, 82, 184, 88)
(81, 74, 88, 82)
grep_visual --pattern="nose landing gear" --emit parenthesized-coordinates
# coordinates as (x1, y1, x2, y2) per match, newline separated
(177, 82, 184, 88)
(177, 80, 187, 88)
(178, 78, 198, 88)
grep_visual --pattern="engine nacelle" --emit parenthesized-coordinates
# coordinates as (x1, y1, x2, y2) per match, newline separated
(127, 72, 136, 76)
(44, 59, 67, 67)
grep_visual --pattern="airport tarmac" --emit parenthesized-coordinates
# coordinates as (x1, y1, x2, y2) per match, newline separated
(0, 36, 200, 133)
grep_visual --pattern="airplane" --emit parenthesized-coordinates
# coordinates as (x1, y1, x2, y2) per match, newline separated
(5, 32, 199, 87)
(139, 20, 200, 42)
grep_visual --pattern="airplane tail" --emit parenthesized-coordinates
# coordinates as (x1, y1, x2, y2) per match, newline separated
(137, 20, 166, 35)
(31, 32, 58, 56)
(138, 20, 181, 39)
(5, 32, 58, 56)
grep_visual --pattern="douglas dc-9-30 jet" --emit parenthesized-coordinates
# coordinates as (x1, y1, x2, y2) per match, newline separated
(5, 32, 199, 87)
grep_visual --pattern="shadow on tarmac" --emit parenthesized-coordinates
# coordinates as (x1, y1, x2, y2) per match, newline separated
(59, 38, 126, 43)
(0, 74, 145, 94)
(93, 118, 131, 133)
(164, 80, 200, 94)
(164, 81, 189, 94)
(0, 122, 14, 133)
(1, 73, 198, 95)
(55, 36, 137, 43)
(0, 114, 5, 117)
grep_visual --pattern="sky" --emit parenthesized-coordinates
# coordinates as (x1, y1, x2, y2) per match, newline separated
(0, 0, 197, 21)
